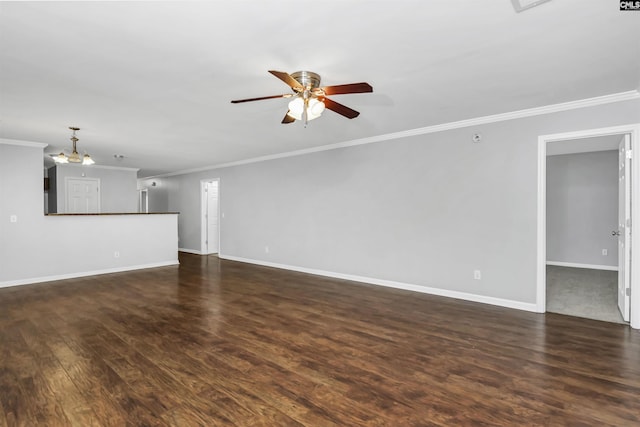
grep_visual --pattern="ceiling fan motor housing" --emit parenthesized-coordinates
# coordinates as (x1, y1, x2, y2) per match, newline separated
(290, 71, 321, 90)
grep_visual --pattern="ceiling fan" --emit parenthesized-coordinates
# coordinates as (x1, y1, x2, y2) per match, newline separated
(231, 70, 373, 125)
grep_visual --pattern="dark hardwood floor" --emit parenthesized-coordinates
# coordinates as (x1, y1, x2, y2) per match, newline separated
(1, 253, 640, 426)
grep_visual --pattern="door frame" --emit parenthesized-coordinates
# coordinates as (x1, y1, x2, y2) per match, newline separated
(536, 123, 640, 329)
(64, 176, 101, 213)
(618, 134, 632, 321)
(200, 178, 220, 255)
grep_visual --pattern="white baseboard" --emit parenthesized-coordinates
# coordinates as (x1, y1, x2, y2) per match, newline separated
(179, 248, 203, 255)
(546, 261, 618, 271)
(0, 260, 179, 289)
(219, 254, 538, 313)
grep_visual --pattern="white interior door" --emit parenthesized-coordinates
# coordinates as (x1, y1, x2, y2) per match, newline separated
(66, 177, 100, 213)
(618, 134, 631, 322)
(205, 181, 219, 254)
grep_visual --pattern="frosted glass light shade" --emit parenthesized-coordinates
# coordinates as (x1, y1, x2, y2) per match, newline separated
(68, 150, 82, 163)
(288, 97, 304, 120)
(287, 97, 325, 121)
(307, 98, 325, 120)
(82, 154, 95, 165)
(53, 153, 68, 164)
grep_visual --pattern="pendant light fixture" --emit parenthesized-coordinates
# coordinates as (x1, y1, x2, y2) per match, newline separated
(53, 127, 95, 165)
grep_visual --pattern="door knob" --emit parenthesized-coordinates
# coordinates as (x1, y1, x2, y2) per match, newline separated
(612, 230, 621, 236)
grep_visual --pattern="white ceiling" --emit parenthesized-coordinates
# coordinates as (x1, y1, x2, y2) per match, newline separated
(1, 1, 639, 177)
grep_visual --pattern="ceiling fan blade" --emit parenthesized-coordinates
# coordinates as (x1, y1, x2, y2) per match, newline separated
(268, 70, 303, 91)
(319, 82, 373, 96)
(281, 112, 296, 124)
(322, 97, 360, 119)
(231, 94, 291, 103)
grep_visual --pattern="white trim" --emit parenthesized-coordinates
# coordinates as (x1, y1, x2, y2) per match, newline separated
(538, 124, 640, 143)
(143, 90, 640, 179)
(537, 123, 640, 329)
(138, 188, 149, 213)
(179, 248, 203, 255)
(0, 261, 179, 289)
(631, 126, 640, 329)
(546, 261, 618, 271)
(200, 178, 221, 255)
(219, 254, 538, 313)
(536, 137, 547, 313)
(56, 163, 140, 172)
(0, 138, 48, 148)
(201, 180, 206, 254)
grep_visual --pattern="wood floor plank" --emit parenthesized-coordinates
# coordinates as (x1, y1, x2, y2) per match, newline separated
(1, 253, 640, 425)
(0, 403, 6, 427)
(22, 321, 101, 426)
(126, 289, 428, 425)
(209, 298, 531, 424)
(0, 322, 73, 426)
(0, 350, 40, 427)
(79, 295, 309, 424)
(19, 316, 103, 427)
(28, 313, 165, 427)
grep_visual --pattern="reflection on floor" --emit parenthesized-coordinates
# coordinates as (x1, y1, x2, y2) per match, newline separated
(546, 265, 627, 324)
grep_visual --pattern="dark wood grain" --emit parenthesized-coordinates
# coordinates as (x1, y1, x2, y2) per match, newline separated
(1, 253, 639, 426)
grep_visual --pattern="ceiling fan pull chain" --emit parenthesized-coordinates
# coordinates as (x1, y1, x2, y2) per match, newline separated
(303, 95, 309, 127)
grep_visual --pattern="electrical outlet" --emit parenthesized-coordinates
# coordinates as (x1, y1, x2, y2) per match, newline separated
(602, 249, 608, 256)
(265, 246, 269, 254)
(114, 251, 120, 258)
(474, 270, 482, 280)
(9, 215, 17, 223)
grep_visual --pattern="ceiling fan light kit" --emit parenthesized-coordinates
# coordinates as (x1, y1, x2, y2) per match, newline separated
(53, 127, 95, 165)
(288, 97, 325, 121)
(231, 70, 373, 125)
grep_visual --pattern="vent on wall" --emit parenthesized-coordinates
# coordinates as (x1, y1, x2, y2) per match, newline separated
(511, 0, 552, 12)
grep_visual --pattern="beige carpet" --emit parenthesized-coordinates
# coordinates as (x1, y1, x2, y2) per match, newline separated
(546, 265, 627, 324)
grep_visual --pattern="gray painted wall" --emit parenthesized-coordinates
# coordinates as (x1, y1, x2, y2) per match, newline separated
(51, 164, 138, 213)
(159, 99, 640, 306)
(0, 142, 178, 286)
(547, 150, 618, 267)
(138, 178, 170, 213)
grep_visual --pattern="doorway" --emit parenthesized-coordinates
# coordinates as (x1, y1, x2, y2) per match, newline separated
(201, 179, 220, 255)
(65, 177, 100, 213)
(139, 189, 149, 213)
(545, 137, 623, 323)
(537, 124, 640, 329)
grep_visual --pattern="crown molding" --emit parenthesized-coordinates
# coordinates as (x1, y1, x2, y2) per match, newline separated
(56, 163, 140, 172)
(142, 89, 638, 179)
(0, 138, 48, 148)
